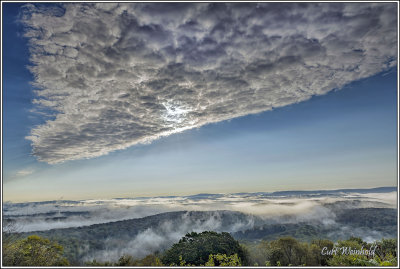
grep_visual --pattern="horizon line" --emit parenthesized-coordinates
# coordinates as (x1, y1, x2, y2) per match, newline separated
(3, 185, 397, 205)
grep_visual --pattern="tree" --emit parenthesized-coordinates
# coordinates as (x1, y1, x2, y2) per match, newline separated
(309, 238, 334, 266)
(204, 253, 242, 266)
(136, 254, 163, 266)
(375, 238, 397, 260)
(2, 218, 22, 265)
(86, 254, 163, 266)
(115, 254, 135, 266)
(327, 237, 376, 266)
(84, 259, 113, 266)
(245, 240, 271, 266)
(269, 236, 305, 266)
(3, 235, 70, 266)
(370, 238, 397, 266)
(161, 231, 249, 266)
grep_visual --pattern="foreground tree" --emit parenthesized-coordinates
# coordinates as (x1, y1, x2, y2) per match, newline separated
(268, 236, 308, 266)
(3, 235, 69, 266)
(204, 253, 242, 266)
(86, 254, 163, 266)
(374, 238, 397, 264)
(248, 237, 335, 266)
(308, 238, 335, 266)
(161, 231, 249, 266)
(327, 237, 397, 266)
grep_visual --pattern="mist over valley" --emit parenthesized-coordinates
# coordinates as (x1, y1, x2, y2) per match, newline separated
(4, 187, 397, 264)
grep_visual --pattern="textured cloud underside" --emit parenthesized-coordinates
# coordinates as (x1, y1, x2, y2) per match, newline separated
(21, 3, 397, 164)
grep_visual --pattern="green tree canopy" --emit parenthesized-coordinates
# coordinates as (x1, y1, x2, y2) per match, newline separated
(161, 231, 249, 266)
(327, 237, 383, 266)
(204, 253, 242, 266)
(2, 235, 70, 266)
(268, 236, 307, 266)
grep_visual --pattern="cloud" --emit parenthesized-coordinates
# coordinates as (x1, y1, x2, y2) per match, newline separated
(15, 168, 35, 177)
(20, 3, 397, 164)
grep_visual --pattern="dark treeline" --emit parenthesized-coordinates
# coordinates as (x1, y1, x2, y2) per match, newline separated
(2, 230, 397, 266)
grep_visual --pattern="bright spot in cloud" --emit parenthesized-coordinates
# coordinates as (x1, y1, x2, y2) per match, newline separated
(162, 102, 192, 125)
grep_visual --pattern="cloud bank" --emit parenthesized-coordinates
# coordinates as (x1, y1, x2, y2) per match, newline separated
(20, 3, 397, 163)
(3, 189, 396, 232)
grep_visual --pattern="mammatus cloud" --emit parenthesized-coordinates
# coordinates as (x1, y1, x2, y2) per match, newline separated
(20, 3, 397, 163)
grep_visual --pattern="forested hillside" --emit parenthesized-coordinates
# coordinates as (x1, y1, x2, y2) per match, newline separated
(3, 207, 397, 265)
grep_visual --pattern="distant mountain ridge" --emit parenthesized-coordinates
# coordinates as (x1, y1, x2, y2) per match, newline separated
(253, 186, 397, 197)
(141, 186, 398, 200)
(5, 186, 396, 205)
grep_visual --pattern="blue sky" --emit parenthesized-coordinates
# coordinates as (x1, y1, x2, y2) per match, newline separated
(2, 3, 398, 202)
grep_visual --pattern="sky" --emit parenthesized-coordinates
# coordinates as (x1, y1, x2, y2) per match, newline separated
(2, 2, 398, 202)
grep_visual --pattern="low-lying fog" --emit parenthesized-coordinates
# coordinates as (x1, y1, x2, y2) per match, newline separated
(3, 188, 396, 233)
